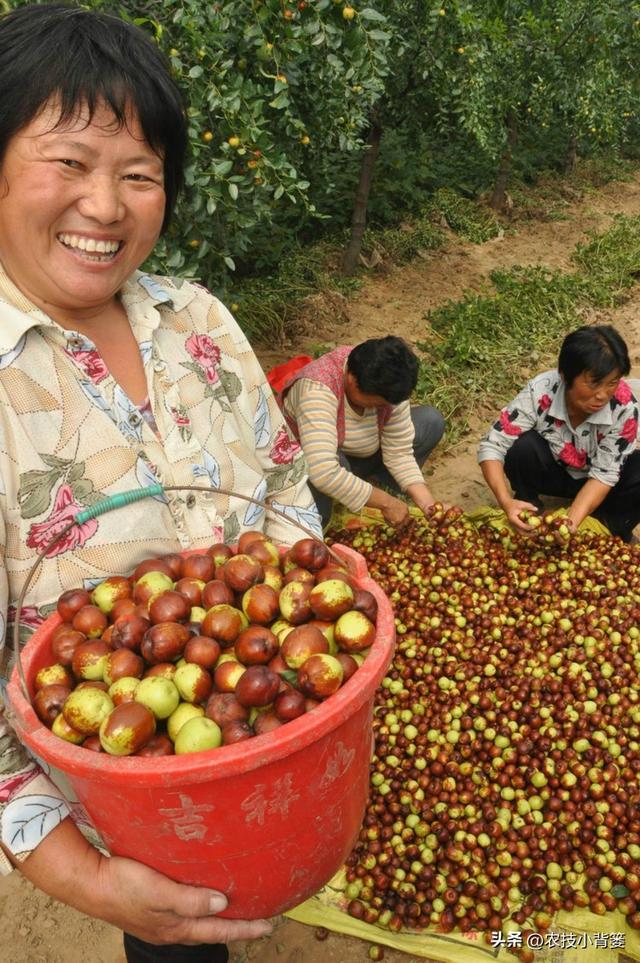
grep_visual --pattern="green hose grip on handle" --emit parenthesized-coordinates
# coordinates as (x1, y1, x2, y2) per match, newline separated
(74, 484, 165, 524)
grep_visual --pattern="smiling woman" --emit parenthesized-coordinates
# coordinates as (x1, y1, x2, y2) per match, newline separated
(0, 103, 166, 348)
(0, 4, 321, 963)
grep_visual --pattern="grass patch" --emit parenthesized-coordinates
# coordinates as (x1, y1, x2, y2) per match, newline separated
(231, 240, 361, 343)
(426, 187, 501, 243)
(362, 188, 500, 264)
(362, 219, 444, 265)
(509, 153, 638, 222)
(416, 214, 640, 448)
(231, 154, 638, 346)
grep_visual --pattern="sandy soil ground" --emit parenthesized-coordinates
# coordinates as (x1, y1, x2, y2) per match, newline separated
(3, 169, 640, 963)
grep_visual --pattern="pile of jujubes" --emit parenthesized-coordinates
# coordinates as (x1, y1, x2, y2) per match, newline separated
(32, 533, 378, 756)
(329, 508, 640, 960)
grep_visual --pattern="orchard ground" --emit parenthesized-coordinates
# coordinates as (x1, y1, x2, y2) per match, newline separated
(3, 169, 640, 963)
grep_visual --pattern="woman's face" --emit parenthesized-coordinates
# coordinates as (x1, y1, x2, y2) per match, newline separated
(0, 98, 166, 325)
(565, 369, 621, 419)
(344, 371, 389, 411)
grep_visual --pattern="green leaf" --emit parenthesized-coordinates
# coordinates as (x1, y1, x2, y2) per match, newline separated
(18, 486, 55, 521)
(269, 92, 290, 110)
(228, 183, 239, 201)
(278, 669, 299, 688)
(166, 249, 184, 269)
(188, 65, 204, 79)
(70, 479, 96, 503)
(66, 462, 87, 484)
(274, 185, 285, 200)
(359, 8, 387, 22)
(82, 489, 107, 507)
(181, 360, 208, 383)
(206, 197, 217, 215)
(223, 513, 240, 545)
(289, 458, 306, 485)
(40, 454, 70, 470)
(611, 885, 629, 898)
(223, 256, 236, 271)
(218, 369, 243, 403)
(18, 468, 59, 496)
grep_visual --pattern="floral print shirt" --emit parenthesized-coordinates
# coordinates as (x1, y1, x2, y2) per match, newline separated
(0, 264, 320, 872)
(478, 370, 639, 486)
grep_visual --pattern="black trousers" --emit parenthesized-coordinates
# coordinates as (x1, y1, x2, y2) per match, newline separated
(310, 404, 446, 526)
(123, 933, 229, 963)
(504, 430, 640, 541)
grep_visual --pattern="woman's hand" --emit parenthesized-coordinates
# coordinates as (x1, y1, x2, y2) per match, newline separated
(503, 498, 542, 535)
(96, 851, 272, 945)
(380, 494, 410, 528)
(365, 487, 410, 527)
(7, 818, 272, 946)
(405, 482, 438, 517)
(551, 513, 576, 545)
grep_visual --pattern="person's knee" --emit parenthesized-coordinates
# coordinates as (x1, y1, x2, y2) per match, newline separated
(428, 408, 446, 444)
(412, 406, 445, 461)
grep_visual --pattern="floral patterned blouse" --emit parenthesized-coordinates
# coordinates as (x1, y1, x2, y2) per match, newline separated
(0, 264, 320, 872)
(478, 370, 639, 486)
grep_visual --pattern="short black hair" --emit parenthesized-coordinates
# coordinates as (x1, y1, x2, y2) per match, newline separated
(0, 3, 187, 232)
(347, 336, 419, 404)
(558, 325, 630, 387)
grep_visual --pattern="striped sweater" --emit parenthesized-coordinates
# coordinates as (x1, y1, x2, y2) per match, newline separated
(283, 361, 425, 512)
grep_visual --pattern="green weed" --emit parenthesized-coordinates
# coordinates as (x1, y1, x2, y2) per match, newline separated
(362, 220, 444, 265)
(426, 188, 501, 244)
(509, 154, 636, 222)
(231, 240, 361, 342)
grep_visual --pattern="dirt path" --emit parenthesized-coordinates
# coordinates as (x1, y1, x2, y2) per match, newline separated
(4, 170, 640, 963)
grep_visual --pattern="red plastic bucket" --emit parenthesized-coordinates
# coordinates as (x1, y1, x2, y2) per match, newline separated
(7, 544, 394, 919)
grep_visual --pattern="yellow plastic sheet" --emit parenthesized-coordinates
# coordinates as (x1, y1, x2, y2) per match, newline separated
(465, 504, 611, 537)
(290, 503, 639, 962)
(327, 501, 611, 536)
(287, 867, 639, 962)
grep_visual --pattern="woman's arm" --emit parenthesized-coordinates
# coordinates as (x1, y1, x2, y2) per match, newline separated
(566, 477, 611, 531)
(2, 817, 272, 945)
(288, 382, 414, 527)
(404, 481, 436, 515)
(284, 381, 372, 509)
(364, 486, 410, 527)
(379, 403, 437, 514)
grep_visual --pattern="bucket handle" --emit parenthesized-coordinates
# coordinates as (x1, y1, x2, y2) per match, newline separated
(12, 483, 341, 704)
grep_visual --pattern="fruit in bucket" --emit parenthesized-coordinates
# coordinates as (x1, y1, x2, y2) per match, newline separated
(62, 687, 114, 735)
(99, 701, 156, 755)
(280, 624, 329, 669)
(34, 531, 378, 757)
(134, 675, 180, 719)
(174, 716, 222, 754)
(309, 578, 354, 620)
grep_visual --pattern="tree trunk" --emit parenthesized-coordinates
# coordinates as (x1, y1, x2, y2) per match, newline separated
(489, 111, 518, 212)
(564, 133, 578, 174)
(341, 119, 383, 275)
